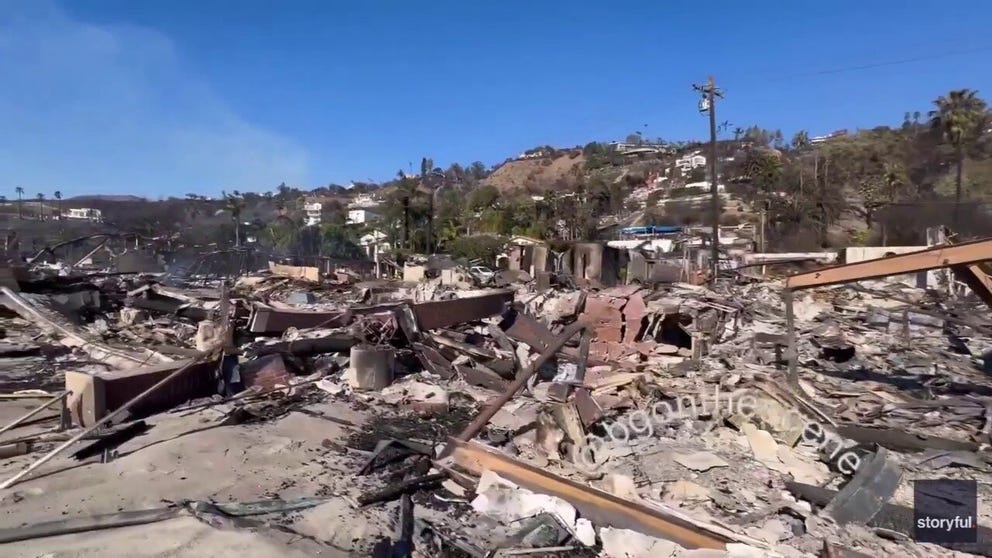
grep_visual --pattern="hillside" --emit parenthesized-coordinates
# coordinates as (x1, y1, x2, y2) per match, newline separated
(67, 195, 146, 202)
(483, 150, 587, 193)
(4, 88, 990, 257)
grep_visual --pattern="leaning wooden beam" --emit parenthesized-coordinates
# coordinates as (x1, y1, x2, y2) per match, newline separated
(951, 263, 992, 309)
(785, 238, 992, 294)
(446, 439, 730, 550)
(0, 287, 172, 368)
(70, 238, 109, 270)
(0, 391, 70, 438)
(0, 351, 214, 489)
(454, 320, 587, 443)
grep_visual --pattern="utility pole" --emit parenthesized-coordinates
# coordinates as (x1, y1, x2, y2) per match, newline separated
(693, 77, 723, 283)
(759, 206, 767, 277)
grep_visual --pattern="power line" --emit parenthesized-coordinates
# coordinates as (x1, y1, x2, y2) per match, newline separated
(765, 45, 992, 82)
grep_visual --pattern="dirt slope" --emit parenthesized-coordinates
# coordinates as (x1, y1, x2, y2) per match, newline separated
(483, 152, 586, 193)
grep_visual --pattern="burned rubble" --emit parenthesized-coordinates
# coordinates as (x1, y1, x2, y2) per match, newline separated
(0, 244, 991, 557)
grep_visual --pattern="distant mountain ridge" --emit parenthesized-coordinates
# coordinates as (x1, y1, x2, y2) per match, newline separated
(66, 195, 146, 202)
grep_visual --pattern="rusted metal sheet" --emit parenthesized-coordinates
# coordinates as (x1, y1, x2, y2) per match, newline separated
(573, 388, 604, 427)
(456, 364, 509, 392)
(239, 354, 293, 391)
(427, 332, 497, 360)
(246, 330, 356, 358)
(501, 309, 605, 366)
(446, 439, 729, 550)
(127, 293, 210, 321)
(248, 291, 512, 335)
(823, 447, 901, 525)
(835, 424, 979, 453)
(412, 290, 513, 331)
(785, 238, 992, 292)
(412, 342, 455, 379)
(501, 310, 555, 351)
(247, 304, 350, 334)
(583, 294, 625, 344)
(66, 358, 218, 426)
(622, 293, 647, 345)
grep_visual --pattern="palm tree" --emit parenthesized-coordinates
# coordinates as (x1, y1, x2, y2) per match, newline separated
(222, 191, 245, 246)
(396, 171, 417, 251)
(421, 157, 442, 253)
(15, 187, 23, 219)
(929, 89, 989, 225)
(35, 193, 44, 219)
(53, 190, 62, 220)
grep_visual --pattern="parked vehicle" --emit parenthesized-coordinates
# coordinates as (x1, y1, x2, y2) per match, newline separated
(469, 265, 495, 284)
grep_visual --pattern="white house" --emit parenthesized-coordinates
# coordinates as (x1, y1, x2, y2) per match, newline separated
(348, 193, 381, 209)
(810, 130, 848, 145)
(64, 208, 103, 222)
(347, 209, 380, 225)
(675, 152, 707, 175)
(303, 202, 323, 227)
(360, 230, 391, 277)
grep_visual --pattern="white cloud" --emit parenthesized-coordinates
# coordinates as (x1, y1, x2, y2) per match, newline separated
(0, 1, 309, 196)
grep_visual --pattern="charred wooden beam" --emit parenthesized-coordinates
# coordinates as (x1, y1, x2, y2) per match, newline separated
(785, 238, 992, 297)
(446, 439, 730, 550)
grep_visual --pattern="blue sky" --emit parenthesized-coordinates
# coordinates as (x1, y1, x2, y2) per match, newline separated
(1, 0, 990, 197)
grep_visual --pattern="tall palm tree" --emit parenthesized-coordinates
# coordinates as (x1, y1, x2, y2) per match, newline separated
(53, 190, 62, 220)
(15, 187, 23, 219)
(421, 157, 442, 254)
(929, 89, 989, 224)
(222, 191, 245, 247)
(395, 170, 418, 251)
(35, 193, 44, 219)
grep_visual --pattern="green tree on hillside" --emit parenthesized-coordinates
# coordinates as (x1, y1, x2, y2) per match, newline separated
(468, 161, 488, 181)
(858, 161, 908, 229)
(468, 184, 500, 211)
(266, 216, 299, 253)
(929, 89, 989, 224)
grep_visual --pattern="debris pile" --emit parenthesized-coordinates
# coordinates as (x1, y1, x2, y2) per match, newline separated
(1, 248, 992, 557)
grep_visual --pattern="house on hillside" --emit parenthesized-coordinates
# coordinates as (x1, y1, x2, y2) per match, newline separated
(359, 230, 390, 259)
(64, 208, 103, 222)
(348, 193, 382, 209)
(810, 130, 848, 145)
(347, 208, 380, 225)
(675, 151, 707, 175)
(303, 202, 323, 227)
